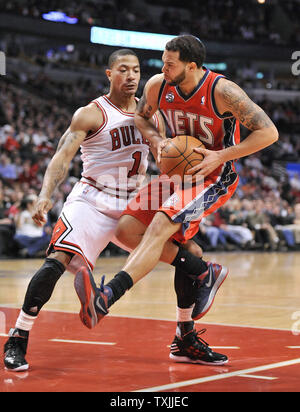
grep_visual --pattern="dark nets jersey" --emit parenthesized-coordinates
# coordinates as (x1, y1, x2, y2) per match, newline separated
(124, 70, 240, 242)
(158, 68, 240, 152)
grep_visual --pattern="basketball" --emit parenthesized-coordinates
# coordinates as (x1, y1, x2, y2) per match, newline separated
(160, 135, 205, 179)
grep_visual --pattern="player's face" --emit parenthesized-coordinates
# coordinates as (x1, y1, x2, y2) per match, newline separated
(161, 50, 187, 86)
(107, 55, 140, 96)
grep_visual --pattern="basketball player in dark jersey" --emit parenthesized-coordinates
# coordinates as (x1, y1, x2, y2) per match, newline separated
(74, 35, 278, 365)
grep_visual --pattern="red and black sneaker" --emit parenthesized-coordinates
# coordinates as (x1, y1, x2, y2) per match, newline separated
(74, 266, 109, 329)
(169, 328, 228, 365)
(192, 263, 229, 320)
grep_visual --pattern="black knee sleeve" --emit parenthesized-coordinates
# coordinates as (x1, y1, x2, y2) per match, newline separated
(22, 258, 65, 316)
(174, 266, 196, 309)
(171, 247, 208, 279)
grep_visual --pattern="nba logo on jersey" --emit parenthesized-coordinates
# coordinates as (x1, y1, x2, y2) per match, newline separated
(166, 92, 174, 103)
(82, 186, 90, 195)
(201, 96, 205, 105)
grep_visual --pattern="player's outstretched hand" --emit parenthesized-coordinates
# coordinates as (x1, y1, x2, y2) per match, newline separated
(32, 196, 53, 226)
(186, 147, 224, 177)
(155, 138, 172, 165)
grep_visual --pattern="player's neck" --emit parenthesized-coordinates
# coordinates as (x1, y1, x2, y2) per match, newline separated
(107, 92, 136, 113)
(178, 67, 206, 95)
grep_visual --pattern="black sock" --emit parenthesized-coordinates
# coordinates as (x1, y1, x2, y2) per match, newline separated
(177, 321, 194, 337)
(105, 271, 133, 307)
(171, 247, 208, 279)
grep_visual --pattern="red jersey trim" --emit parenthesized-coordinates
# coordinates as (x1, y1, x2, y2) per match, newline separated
(102, 95, 135, 117)
(210, 75, 234, 120)
(85, 100, 108, 141)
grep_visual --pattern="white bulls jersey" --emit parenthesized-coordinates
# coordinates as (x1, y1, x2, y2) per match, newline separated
(80, 95, 156, 196)
(48, 94, 159, 273)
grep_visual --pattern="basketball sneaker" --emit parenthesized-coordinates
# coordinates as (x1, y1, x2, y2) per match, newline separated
(192, 263, 228, 320)
(3, 328, 29, 371)
(74, 266, 109, 329)
(169, 328, 228, 365)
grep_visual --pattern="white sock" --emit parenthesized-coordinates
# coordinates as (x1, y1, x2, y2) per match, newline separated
(176, 306, 194, 323)
(15, 310, 37, 332)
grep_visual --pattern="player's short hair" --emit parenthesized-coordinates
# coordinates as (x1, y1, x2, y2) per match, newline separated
(108, 49, 139, 68)
(165, 35, 206, 68)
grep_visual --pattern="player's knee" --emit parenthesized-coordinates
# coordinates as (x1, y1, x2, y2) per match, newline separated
(50, 251, 72, 268)
(185, 240, 203, 258)
(115, 217, 128, 244)
(115, 215, 146, 246)
(145, 212, 177, 242)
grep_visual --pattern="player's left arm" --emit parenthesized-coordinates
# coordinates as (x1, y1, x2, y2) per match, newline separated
(189, 78, 278, 177)
(152, 110, 166, 139)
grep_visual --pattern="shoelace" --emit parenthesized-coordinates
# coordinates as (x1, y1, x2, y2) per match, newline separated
(192, 329, 212, 352)
(99, 275, 106, 292)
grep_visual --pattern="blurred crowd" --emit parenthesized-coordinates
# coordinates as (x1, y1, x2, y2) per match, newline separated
(1, 72, 300, 258)
(1, 0, 300, 45)
(1, 0, 300, 257)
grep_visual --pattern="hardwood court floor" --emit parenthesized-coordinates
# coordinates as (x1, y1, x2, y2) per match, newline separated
(0, 251, 300, 392)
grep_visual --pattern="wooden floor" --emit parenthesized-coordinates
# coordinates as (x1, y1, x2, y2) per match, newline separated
(1, 251, 299, 329)
(1, 251, 300, 392)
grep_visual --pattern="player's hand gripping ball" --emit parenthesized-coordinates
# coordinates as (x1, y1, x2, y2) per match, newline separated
(160, 135, 205, 180)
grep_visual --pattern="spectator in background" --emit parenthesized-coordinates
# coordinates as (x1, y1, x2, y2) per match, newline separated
(0, 184, 16, 256)
(246, 199, 279, 251)
(280, 203, 300, 247)
(0, 153, 18, 181)
(221, 198, 255, 249)
(14, 194, 51, 257)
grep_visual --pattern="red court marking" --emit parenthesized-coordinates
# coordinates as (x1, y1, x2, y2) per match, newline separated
(0, 307, 299, 392)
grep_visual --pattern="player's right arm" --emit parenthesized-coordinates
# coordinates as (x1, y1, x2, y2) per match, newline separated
(32, 104, 101, 226)
(135, 74, 166, 162)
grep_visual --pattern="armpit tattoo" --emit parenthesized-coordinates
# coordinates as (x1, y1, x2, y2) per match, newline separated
(222, 82, 273, 131)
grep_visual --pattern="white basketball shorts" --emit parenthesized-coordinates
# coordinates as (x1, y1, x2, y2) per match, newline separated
(47, 181, 130, 274)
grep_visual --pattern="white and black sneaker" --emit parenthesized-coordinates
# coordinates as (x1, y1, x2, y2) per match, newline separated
(3, 328, 29, 371)
(169, 328, 228, 365)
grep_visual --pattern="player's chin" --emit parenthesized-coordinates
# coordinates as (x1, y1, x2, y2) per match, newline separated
(123, 85, 138, 95)
(164, 77, 177, 86)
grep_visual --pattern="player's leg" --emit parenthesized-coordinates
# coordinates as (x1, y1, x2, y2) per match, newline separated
(3, 250, 71, 371)
(75, 211, 181, 325)
(169, 243, 226, 366)
(114, 216, 228, 365)
(4, 183, 119, 370)
(75, 211, 209, 323)
(74, 170, 236, 328)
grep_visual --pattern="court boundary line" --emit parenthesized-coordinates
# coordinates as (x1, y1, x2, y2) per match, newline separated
(133, 357, 300, 392)
(0, 305, 293, 332)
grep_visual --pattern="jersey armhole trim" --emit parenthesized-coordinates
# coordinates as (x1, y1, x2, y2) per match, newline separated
(84, 100, 108, 141)
(158, 80, 166, 107)
(211, 76, 234, 120)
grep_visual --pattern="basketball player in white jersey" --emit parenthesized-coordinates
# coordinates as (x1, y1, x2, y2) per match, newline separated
(3, 49, 167, 371)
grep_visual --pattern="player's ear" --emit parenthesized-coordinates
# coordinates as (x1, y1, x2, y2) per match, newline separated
(187, 62, 197, 72)
(106, 69, 112, 82)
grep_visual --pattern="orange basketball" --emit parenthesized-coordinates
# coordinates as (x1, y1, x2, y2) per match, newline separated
(160, 135, 205, 179)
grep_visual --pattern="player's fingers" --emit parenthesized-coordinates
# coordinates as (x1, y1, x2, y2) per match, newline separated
(186, 163, 203, 175)
(157, 149, 161, 164)
(32, 201, 50, 225)
(193, 147, 208, 156)
(157, 142, 165, 164)
(32, 214, 46, 226)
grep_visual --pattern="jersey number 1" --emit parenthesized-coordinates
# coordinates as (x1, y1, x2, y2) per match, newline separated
(128, 151, 142, 178)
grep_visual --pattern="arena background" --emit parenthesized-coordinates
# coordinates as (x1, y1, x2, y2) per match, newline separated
(0, 0, 300, 394)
